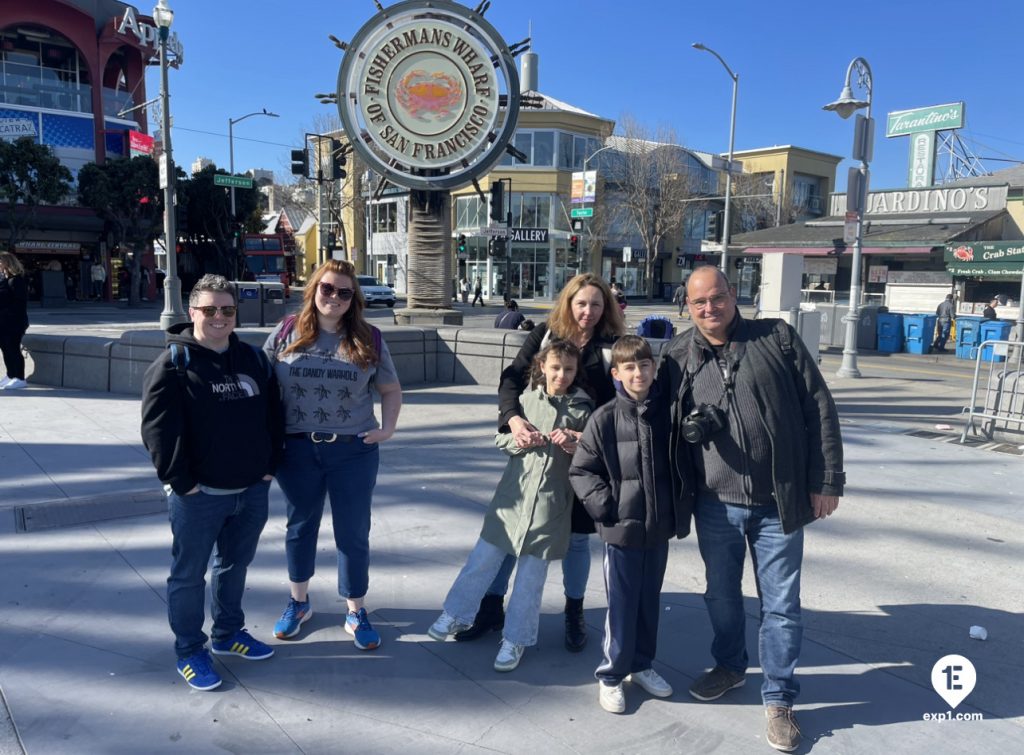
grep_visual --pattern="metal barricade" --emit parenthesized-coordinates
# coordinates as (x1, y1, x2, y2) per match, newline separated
(959, 338, 1024, 442)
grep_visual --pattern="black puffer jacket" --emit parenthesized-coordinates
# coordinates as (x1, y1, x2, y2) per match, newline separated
(0, 274, 28, 333)
(569, 385, 692, 548)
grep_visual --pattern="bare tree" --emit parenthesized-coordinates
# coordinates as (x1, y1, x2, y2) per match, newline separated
(730, 171, 803, 232)
(606, 117, 707, 300)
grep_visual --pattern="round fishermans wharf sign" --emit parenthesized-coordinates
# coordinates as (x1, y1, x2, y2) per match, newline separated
(337, 0, 521, 191)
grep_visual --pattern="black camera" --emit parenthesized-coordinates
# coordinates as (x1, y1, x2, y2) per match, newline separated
(682, 404, 727, 444)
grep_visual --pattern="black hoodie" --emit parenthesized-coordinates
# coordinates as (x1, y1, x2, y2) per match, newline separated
(140, 323, 284, 495)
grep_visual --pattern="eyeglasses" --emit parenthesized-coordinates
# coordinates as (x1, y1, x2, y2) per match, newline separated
(318, 282, 355, 300)
(193, 305, 237, 317)
(689, 294, 731, 310)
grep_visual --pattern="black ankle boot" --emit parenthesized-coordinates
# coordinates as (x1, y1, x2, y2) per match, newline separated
(454, 594, 505, 642)
(564, 596, 587, 652)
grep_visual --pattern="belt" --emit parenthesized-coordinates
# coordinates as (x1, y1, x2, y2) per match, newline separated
(287, 432, 357, 443)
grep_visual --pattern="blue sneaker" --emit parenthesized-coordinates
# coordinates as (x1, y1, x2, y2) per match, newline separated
(345, 607, 381, 650)
(274, 597, 313, 639)
(211, 629, 274, 660)
(177, 649, 221, 691)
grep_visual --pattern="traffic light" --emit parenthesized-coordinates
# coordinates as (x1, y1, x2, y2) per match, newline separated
(489, 182, 505, 223)
(330, 138, 347, 181)
(457, 234, 467, 254)
(488, 237, 506, 257)
(290, 147, 308, 177)
(327, 231, 337, 249)
(569, 234, 579, 254)
(706, 211, 722, 242)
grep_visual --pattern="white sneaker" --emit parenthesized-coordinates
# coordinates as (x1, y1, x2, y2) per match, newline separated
(628, 668, 673, 698)
(1, 378, 27, 390)
(493, 639, 524, 672)
(428, 611, 471, 641)
(599, 681, 626, 713)
(0, 376, 10, 389)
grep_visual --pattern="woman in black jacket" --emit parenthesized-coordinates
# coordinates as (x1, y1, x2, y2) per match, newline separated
(457, 272, 626, 650)
(0, 252, 30, 390)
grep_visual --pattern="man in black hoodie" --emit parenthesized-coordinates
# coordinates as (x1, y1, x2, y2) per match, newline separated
(141, 275, 283, 691)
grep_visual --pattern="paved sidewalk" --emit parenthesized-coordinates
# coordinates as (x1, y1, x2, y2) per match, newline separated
(0, 381, 1021, 754)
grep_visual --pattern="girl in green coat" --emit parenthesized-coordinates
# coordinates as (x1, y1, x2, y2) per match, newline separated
(428, 340, 593, 672)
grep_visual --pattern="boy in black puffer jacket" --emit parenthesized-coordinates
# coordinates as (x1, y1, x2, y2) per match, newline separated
(570, 335, 694, 714)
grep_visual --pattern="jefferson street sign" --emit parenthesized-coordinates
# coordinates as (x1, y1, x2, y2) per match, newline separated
(571, 207, 594, 218)
(214, 174, 254, 189)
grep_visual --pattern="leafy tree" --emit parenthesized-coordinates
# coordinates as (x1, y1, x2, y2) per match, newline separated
(0, 137, 73, 249)
(77, 156, 162, 305)
(181, 164, 260, 277)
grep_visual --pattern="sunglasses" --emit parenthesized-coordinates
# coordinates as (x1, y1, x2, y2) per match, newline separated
(193, 305, 237, 317)
(318, 282, 355, 300)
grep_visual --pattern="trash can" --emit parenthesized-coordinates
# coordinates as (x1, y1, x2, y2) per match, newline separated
(41, 269, 67, 307)
(857, 305, 881, 351)
(955, 316, 984, 360)
(235, 281, 261, 326)
(902, 314, 937, 355)
(260, 281, 287, 327)
(876, 313, 904, 353)
(980, 320, 1013, 363)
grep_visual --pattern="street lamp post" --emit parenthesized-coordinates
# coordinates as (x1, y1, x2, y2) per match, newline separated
(228, 108, 279, 218)
(692, 43, 738, 276)
(824, 56, 873, 379)
(153, 0, 186, 330)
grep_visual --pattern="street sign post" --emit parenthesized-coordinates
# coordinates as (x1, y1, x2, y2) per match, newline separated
(214, 174, 254, 189)
(570, 207, 594, 219)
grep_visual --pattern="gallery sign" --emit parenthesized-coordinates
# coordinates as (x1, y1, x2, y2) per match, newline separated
(336, 0, 521, 192)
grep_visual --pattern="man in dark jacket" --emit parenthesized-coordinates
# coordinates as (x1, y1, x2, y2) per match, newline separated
(933, 294, 956, 351)
(571, 335, 692, 714)
(657, 266, 844, 753)
(982, 298, 998, 321)
(494, 299, 525, 330)
(141, 275, 284, 691)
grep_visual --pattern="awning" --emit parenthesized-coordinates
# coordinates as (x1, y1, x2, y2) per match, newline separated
(743, 246, 936, 257)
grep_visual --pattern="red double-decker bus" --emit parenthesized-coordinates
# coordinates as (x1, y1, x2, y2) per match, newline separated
(242, 234, 295, 289)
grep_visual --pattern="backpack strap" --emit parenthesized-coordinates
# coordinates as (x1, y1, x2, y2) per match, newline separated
(168, 342, 190, 377)
(273, 314, 298, 353)
(371, 325, 382, 360)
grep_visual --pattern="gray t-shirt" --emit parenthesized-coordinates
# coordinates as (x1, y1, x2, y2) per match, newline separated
(265, 326, 399, 435)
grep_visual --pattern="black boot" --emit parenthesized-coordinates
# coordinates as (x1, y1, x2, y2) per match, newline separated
(564, 596, 587, 652)
(454, 594, 504, 642)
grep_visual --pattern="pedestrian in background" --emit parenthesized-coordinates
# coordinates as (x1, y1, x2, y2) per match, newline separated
(658, 266, 844, 752)
(982, 297, 998, 320)
(455, 273, 626, 651)
(0, 252, 29, 390)
(933, 293, 955, 352)
(460, 277, 469, 304)
(673, 282, 687, 318)
(429, 339, 593, 672)
(471, 277, 484, 306)
(570, 335, 693, 714)
(265, 259, 402, 651)
(90, 259, 106, 300)
(140, 275, 284, 691)
(494, 299, 525, 330)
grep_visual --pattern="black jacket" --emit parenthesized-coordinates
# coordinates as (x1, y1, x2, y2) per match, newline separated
(140, 324, 284, 495)
(570, 385, 692, 548)
(657, 316, 845, 534)
(0, 274, 28, 333)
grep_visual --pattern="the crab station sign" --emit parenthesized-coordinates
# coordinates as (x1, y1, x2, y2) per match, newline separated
(357, 24, 499, 168)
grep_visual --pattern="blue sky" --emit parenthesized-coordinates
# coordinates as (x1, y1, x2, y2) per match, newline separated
(147, 0, 1024, 194)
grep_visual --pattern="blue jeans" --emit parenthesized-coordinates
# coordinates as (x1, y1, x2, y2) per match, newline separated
(276, 436, 379, 599)
(487, 531, 591, 600)
(934, 319, 952, 350)
(444, 538, 550, 647)
(694, 494, 804, 707)
(167, 481, 270, 659)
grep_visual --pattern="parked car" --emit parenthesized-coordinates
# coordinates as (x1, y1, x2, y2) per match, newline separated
(357, 275, 396, 307)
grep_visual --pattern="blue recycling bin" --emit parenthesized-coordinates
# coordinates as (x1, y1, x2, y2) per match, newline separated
(955, 316, 984, 360)
(876, 313, 904, 353)
(902, 314, 938, 355)
(979, 320, 1013, 362)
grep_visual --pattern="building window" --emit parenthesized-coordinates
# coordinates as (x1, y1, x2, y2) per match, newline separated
(455, 195, 487, 229)
(0, 27, 94, 114)
(510, 193, 551, 228)
(792, 173, 823, 215)
(372, 202, 398, 233)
